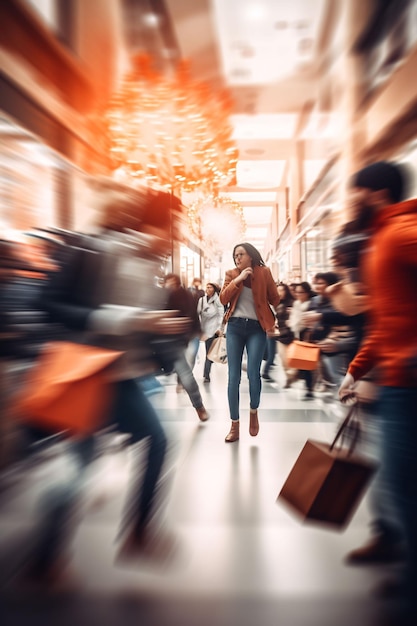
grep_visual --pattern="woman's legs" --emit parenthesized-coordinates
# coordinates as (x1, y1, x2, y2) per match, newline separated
(113, 379, 168, 536)
(174, 352, 204, 409)
(225, 320, 246, 421)
(246, 328, 267, 410)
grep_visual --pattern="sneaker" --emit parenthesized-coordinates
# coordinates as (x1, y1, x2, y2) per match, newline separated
(262, 374, 274, 382)
(203, 377, 210, 383)
(345, 534, 405, 565)
(303, 391, 314, 400)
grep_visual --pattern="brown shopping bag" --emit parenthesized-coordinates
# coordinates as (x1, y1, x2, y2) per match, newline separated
(287, 340, 320, 370)
(277, 406, 378, 529)
(207, 334, 227, 364)
(14, 341, 123, 435)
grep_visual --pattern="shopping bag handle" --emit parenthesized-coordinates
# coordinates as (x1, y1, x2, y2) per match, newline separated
(329, 405, 361, 455)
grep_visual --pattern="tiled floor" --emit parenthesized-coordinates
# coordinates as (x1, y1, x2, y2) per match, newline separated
(0, 349, 407, 625)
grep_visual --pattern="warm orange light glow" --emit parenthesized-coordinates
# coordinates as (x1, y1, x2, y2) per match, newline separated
(188, 194, 246, 254)
(102, 56, 238, 192)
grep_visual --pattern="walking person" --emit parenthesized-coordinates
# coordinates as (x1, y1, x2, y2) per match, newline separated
(338, 161, 416, 613)
(220, 243, 280, 442)
(16, 181, 192, 582)
(197, 282, 224, 383)
(274, 282, 295, 386)
(163, 273, 209, 422)
(288, 281, 315, 398)
(186, 277, 205, 369)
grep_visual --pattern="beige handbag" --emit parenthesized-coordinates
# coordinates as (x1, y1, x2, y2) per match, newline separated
(207, 334, 227, 364)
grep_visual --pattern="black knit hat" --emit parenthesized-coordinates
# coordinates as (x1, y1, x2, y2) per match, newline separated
(350, 161, 408, 203)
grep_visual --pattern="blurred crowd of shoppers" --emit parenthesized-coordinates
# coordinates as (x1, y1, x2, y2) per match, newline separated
(1, 160, 416, 619)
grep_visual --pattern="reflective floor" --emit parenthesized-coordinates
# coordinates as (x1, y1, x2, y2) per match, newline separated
(0, 349, 408, 625)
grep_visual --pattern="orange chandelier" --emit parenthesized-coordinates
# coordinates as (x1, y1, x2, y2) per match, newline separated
(102, 56, 238, 192)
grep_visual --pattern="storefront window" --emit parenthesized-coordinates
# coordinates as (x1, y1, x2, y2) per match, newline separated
(180, 244, 201, 287)
(301, 212, 339, 282)
(0, 114, 78, 236)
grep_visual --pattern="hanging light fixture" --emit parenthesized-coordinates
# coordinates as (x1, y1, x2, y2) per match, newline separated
(188, 194, 246, 254)
(101, 55, 238, 192)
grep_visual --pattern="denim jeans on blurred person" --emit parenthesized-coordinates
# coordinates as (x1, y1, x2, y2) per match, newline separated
(377, 387, 417, 603)
(226, 317, 267, 420)
(359, 400, 404, 545)
(174, 352, 204, 409)
(262, 336, 276, 378)
(185, 336, 200, 370)
(30, 378, 167, 575)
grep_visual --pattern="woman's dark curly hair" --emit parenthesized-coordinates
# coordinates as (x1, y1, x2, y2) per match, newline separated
(277, 282, 294, 306)
(232, 242, 266, 267)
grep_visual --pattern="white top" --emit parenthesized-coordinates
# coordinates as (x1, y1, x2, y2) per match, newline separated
(231, 285, 257, 320)
(288, 299, 311, 338)
(197, 294, 224, 338)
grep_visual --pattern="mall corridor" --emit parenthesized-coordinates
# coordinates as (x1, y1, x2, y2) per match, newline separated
(0, 346, 407, 626)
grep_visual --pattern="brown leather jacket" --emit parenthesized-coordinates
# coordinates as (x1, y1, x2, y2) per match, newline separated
(220, 265, 280, 332)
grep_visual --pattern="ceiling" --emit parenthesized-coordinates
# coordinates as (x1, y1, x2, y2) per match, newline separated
(160, 0, 340, 250)
(119, 0, 345, 250)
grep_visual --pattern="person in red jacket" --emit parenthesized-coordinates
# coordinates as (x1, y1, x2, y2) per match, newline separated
(338, 161, 416, 610)
(220, 242, 280, 442)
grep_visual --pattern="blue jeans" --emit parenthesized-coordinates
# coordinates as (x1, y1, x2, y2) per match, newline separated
(174, 351, 204, 409)
(377, 387, 417, 600)
(262, 336, 276, 377)
(185, 336, 200, 370)
(30, 378, 167, 574)
(359, 401, 404, 544)
(226, 317, 267, 421)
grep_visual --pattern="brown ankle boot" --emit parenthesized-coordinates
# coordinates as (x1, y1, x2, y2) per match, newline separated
(225, 420, 239, 442)
(249, 410, 259, 436)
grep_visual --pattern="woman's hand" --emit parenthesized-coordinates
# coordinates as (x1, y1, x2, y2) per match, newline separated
(234, 267, 253, 285)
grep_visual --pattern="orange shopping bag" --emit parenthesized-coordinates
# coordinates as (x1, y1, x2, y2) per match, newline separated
(15, 342, 123, 435)
(287, 340, 320, 370)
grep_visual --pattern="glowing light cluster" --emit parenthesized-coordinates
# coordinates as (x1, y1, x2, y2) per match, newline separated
(188, 194, 246, 254)
(102, 56, 238, 192)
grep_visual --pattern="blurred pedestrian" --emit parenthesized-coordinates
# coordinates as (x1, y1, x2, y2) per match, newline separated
(338, 160, 416, 609)
(17, 180, 191, 582)
(186, 277, 205, 368)
(163, 273, 209, 422)
(288, 281, 315, 398)
(197, 282, 224, 383)
(274, 282, 295, 386)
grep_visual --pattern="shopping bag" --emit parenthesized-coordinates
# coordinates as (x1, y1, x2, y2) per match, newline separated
(14, 341, 124, 435)
(287, 340, 320, 370)
(277, 406, 378, 529)
(207, 334, 227, 364)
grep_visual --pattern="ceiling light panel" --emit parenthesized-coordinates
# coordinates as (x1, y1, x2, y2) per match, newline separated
(237, 160, 285, 188)
(231, 114, 297, 139)
(243, 206, 274, 223)
(225, 191, 277, 202)
(213, 0, 327, 84)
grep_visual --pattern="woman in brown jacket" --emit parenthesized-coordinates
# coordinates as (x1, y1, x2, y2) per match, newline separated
(220, 243, 280, 442)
